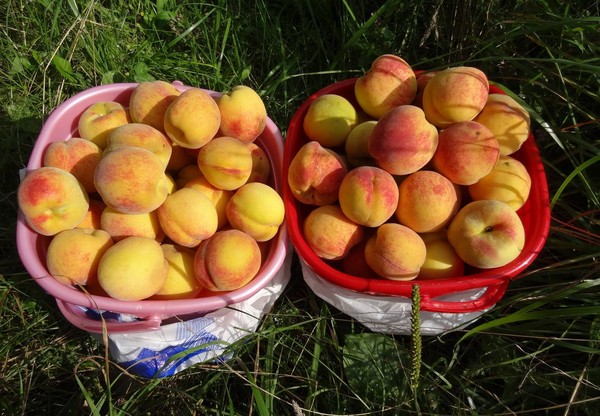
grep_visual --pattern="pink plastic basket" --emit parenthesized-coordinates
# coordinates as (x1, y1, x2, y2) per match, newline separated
(16, 82, 288, 333)
(283, 77, 551, 314)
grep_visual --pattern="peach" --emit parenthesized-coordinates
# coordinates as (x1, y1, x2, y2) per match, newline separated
(367, 105, 438, 175)
(412, 70, 437, 108)
(287, 141, 348, 206)
(447, 200, 526, 269)
(303, 204, 365, 260)
(76, 197, 106, 230)
(42, 137, 102, 193)
(340, 238, 378, 278)
(46, 228, 114, 286)
(431, 120, 500, 185)
(152, 244, 203, 300)
(217, 85, 267, 143)
(167, 142, 196, 172)
(246, 142, 271, 184)
(184, 175, 233, 230)
(395, 170, 461, 233)
(193, 229, 262, 292)
(354, 54, 418, 119)
(175, 164, 203, 188)
(197, 136, 253, 191)
(364, 223, 426, 281)
(128, 80, 181, 132)
(157, 188, 218, 247)
(421, 66, 489, 128)
(94, 146, 171, 214)
(97, 236, 169, 301)
(468, 155, 532, 211)
(164, 88, 220, 149)
(418, 237, 465, 280)
(100, 206, 163, 242)
(105, 122, 172, 169)
(302, 94, 358, 148)
(344, 120, 377, 168)
(473, 93, 531, 155)
(77, 101, 131, 149)
(17, 167, 89, 236)
(226, 182, 284, 242)
(338, 166, 399, 227)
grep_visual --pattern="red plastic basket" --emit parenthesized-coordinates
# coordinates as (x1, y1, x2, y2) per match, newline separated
(283, 77, 551, 313)
(16, 82, 288, 333)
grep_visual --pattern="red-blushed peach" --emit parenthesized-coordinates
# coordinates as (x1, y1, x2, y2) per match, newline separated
(432, 120, 500, 185)
(77, 101, 131, 149)
(417, 232, 464, 279)
(217, 85, 267, 143)
(151, 244, 203, 300)
(197, 136, 253, 191)
(17, 167, 90, 236)
(421, 66, 489, 128)
(339, 238, 378, 278)
(302, 94, 358, 148)
(246, 142, 271, 184)
(100, 206, 164, 242)
(164, 88, 221, 149)
(128, 80, 181, 132)
(94, 146, 171, 214)
(97, 236, 169, 301)
(46, 228, 114, 286)
(184, 175, 233, 230)
(354, 54, 418, 119)
(338, 166, 399, 227)
(468, 155, 532, 211)
(42, 137, 102, 193)
(364, 222, 426, 281)
(157, 188, 218, 248)
(473, 93, 531, 155)
(447, 200, 526, 269)
(287, 141, 348, 206)
(344, 120, 377, 168)
(167, 141, 196, 172)
(226, 182, 284, 242)
(395, 170, 461, 233)
(303, 204, 365, 260)
(368, 105, 438, 175)
(76, 197, 106, 230)
(105, 122, 173, 169)
(193, 229, 262, 292)
(175, 164, 203, 188)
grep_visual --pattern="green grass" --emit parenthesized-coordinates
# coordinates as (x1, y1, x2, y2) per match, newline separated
(1, 0, 599, 414)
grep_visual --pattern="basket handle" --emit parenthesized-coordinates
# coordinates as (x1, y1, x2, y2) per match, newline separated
(418, 279, 510, 313)
(56, 299, 163, 334)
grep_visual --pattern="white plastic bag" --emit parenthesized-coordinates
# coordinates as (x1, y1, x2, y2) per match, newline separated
(301, 260, 492, 336)
(93, 250, 292, 378)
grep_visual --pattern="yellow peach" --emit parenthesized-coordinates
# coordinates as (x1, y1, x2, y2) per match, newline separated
(217, 85, 267, 143)
(76, 197, 106, 230)
(184, 175, 233, 230)
(226, 182, 284, 242)
(17, 167, 89, 236)
(418, 237, 465, 280)
(46, 228, 114, 286)
(193, 229, 262, 292)
(94, 146, 171, 214)
(100, 206, 164, 242)
(164, 88, 221, 149)
(344, 120, 377, 168)
(364, 223, 426, 281)
(167, 142, 196, 172)
(338, 166, 399, 227)
(77, 101, 131, 149)
(395, 170, 461, 233)
(105, 122, 173, 169)
(287, 141, 348, 206)
(246, 142, 271, 184)
(42, 137, 102, 193)
(97, 236, 169, 301)
(303, 204, 365, 260)
(128, 80, 181, 132)
(197, 136, 253, 191)
(157, 188, 218, 247)
(354, 54, 418, 119)
(302, 94, 358, 148)
(175, 164, 203, 188)
(152, 244, 203, 300)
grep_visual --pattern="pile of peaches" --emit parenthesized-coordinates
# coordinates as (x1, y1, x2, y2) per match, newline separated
(17, 82, 285, 301)
(288, 54, 533, 281)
